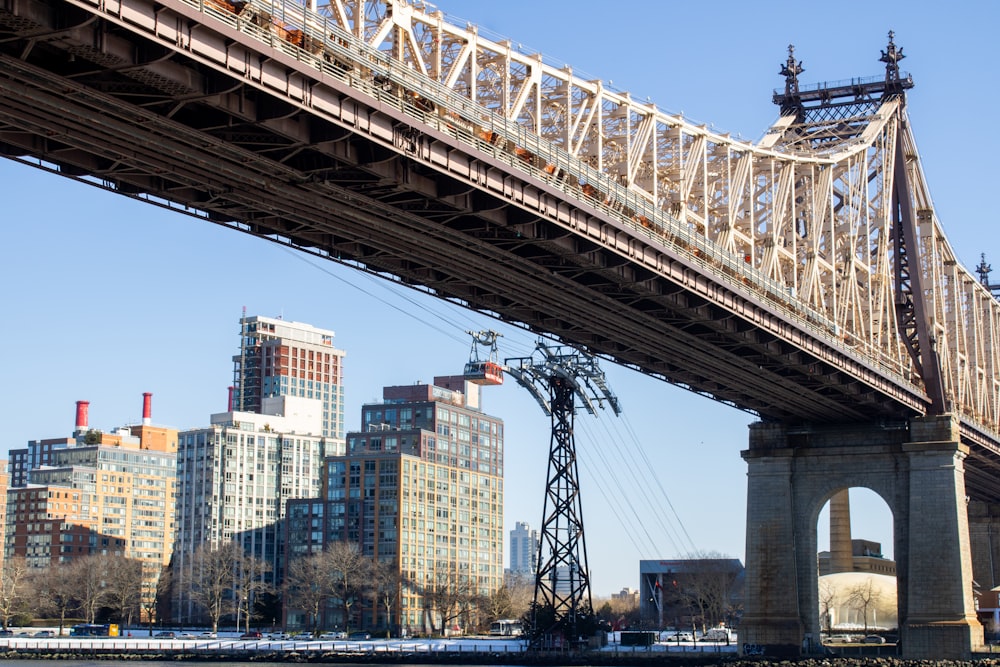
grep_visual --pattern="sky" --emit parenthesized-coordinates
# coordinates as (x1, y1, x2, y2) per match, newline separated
(2, 0, 999, 597)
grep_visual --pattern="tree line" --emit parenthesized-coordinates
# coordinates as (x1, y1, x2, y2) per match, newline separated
(2, 544, 663, 636)
(0, 554, 155, 633)
(1, 544, 537, 636)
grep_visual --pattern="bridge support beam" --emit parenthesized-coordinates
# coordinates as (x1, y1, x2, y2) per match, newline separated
(740, 415, 982, 660)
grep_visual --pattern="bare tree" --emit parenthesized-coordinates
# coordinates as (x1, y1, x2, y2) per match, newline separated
(426, 571, 474, 636)
(0, 557, 31, 630)
(483, 584, 514, 626)
(184, 542, 243, 632)
(34, 563, 80, 635)
(233, 550, 272, 633)
(506, 574, 534, 622)
(105, 555, 144, 626)
(324, 542, 370, 632)
(73, 555, 111, 623)
(677, 553, 742, 631)
(142, 566, 170, 635)
(482, 576, 534, 630)
(818, 579, 837, 634)
(284, 550, 331, 636)
(847, 577, 880, 634)
(370, 558, 404, 637)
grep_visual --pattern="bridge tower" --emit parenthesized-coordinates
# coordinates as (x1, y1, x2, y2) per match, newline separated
(741, 35, 983, 660)
(975, 254, 1000, 301)
(505, 342, 620, 647)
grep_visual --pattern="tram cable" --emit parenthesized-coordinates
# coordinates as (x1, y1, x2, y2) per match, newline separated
(290, 243, 699, 563)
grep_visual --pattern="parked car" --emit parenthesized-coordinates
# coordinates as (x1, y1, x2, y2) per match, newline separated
(177, 633, 198, 640)
(862, 635, 886, 644)
(320, 631, 347, 639)
(347, 631, 371, 640)
(701, 627, 735, 642)
(824, 634, 852, 644)
(154, 631, 176, 639)
(240, 631, 263, 640)
(33, 630, 56, 638)
(0, 630, 13, 637)
(663, 631, 693, 642)
(199, 632, 217, 639)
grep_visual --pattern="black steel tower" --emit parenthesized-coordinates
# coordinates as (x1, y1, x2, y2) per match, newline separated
(505, 342, 620, 646)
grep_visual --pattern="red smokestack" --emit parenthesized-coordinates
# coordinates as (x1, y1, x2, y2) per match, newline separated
(142, 392, 152, 425)
(228, 386, 234, 412)
(75, 400, 90, 432)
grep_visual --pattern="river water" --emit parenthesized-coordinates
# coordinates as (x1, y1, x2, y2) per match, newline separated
(3, 663, 539, 667)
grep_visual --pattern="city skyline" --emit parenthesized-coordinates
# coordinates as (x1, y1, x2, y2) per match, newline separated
(3, 0, 998, 597)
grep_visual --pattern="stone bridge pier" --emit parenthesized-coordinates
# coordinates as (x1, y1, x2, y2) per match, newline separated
(739, 415, 982, 660)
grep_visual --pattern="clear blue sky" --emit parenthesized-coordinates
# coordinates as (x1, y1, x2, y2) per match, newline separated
(2, 0, 997, 596)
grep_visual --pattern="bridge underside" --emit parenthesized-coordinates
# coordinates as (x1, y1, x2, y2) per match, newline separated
(3, 0, 1000, 497)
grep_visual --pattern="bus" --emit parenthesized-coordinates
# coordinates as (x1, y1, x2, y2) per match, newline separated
(489, 619, 523, 637)
(70, 623, 120, 637)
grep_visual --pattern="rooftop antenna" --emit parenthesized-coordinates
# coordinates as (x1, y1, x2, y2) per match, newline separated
(505, 340, 621, 647)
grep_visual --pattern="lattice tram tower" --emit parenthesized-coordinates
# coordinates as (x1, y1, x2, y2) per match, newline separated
(505, 342, 620, 645)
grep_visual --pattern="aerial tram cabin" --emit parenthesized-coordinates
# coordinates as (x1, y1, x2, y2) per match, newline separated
(464, 360, 504, 385)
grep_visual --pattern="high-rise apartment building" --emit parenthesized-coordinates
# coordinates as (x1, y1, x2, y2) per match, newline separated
(173, 397, 329, 621)
(285, 375, 504, 635)
(172, 313, 343, 623)
(508, 521, 538, 577)
(232, 314, 346, 442)
(0, 459, 7, 573)
(4, 396, 177, 617)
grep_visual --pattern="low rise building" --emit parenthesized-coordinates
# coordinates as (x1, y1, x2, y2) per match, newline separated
(639, 558, 744, 630)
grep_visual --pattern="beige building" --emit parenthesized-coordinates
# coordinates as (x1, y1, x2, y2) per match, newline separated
(285, 376, 504, 635)
(4, 396, 177, 618)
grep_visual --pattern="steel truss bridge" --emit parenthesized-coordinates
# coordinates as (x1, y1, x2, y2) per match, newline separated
(2, 0, 1000, 493)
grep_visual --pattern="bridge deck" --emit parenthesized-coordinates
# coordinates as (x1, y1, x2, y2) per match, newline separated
(2, 0, 1000, 496)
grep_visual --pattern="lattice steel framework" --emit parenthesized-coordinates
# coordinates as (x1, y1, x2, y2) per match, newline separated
(293, 0, 999, 431)
(1, 0, 998, 445)
(506, 344, 620, 642)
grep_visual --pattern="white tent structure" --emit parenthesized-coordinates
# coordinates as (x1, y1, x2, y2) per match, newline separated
(819, 572, 898, 631)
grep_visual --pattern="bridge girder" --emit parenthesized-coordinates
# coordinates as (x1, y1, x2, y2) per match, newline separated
(3, 0, 1000, 497)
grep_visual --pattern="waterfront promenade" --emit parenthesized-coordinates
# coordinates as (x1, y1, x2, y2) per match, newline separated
(0, 632, 742, 661)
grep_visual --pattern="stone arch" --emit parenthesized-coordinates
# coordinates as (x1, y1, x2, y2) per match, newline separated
(784, 440, 909, 649)
(815, 487, 898, 636)
(740, 416, 980, 659)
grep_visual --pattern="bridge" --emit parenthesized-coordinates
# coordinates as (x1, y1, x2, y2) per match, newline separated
(1, 0, 998, 658)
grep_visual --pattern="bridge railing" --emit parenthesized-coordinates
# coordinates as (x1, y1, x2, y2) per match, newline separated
(181, 0, 915, 388)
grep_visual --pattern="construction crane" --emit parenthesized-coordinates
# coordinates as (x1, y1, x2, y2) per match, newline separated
(505, 341, 621, 648)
